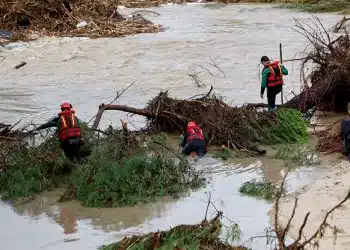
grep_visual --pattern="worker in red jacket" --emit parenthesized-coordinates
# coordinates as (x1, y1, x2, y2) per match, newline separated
(180, 121, 207, 157)
(36, 102, 82, 161)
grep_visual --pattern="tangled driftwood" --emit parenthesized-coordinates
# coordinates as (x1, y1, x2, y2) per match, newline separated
(102, 212, 247, 250)
(92, 87, 308, 153)
(0, 0, 163, 42)
(283, 17, 350, 113)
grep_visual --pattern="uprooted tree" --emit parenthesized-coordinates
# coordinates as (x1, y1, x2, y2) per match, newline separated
(245, 17, 350, 154)
(287, 16, 350, 154)
(282, 16, 350, 113)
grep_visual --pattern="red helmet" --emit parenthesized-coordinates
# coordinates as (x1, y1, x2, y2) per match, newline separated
(60, 102, 72, 110)
(187, 121, 197, 132)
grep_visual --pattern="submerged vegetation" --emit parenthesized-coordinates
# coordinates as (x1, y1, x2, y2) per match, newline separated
(0, 123, 204, 206)
(101, 212, 247, 250)
(0, 90, 309, 204)
(239, 178, 278, 200)
(71, 134, 204, 207)
(275, 144, 320, 165)
(97, 91, 308, 153)
(211, 0, 350, 13)
(279, 0, 350, 13)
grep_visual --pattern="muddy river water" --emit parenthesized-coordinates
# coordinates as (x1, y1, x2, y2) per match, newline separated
(0, 3, 343, 250)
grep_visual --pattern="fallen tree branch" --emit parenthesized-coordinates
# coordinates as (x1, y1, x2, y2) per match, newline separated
(188, 85, 213, 100)
(90, 81, 137, 129)
(92, 103, 153, 129)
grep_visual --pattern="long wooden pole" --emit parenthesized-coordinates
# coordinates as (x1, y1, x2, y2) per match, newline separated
(280, 43, 284, 105)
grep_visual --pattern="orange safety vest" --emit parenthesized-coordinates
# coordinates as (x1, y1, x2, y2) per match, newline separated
(266, 60, 283, 88)
(58, 110, 81, 141)
(186, 125, 204, 144)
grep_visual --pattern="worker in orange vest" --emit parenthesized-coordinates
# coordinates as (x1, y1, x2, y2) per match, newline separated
(260, 56, 288, 112)
(180, 121, 207, 157)
(36, 102, 82, 161)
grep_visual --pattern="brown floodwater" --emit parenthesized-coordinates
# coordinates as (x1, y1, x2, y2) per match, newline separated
(0, 3, 342, 250)
(1, 155, 335, 250)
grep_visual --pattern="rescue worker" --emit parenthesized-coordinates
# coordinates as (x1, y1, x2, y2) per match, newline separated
(180, 121, 207, 157)
(260, 56, 288, 112)
(36, 102, 82, 161)
(340, 103, 350, 161)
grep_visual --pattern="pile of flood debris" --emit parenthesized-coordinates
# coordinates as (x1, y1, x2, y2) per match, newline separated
(93, 89, 308, 154)
(119, 0, 186, 8)
(0, 0, 163, 44)
(245, 17, 350, 154)
(101, 212, 248, 250)
(316, 119, 343, 154)
(290, 17, 350, 154)
(0, 123, 19, 138)
(0, 122, 29, 171)
(0, 119, 204, 205)
(283, 17, 350, 113)
(0, 121, 28, 143)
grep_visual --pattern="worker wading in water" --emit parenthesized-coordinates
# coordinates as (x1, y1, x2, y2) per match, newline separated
(341, 103, 350, 161)
(180, 122, 207, 157)
(260, 56, 288, 112)
(36, 102, 82, 161)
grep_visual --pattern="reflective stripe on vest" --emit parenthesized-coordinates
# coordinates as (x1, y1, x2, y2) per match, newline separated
(58, 111, 81, 141)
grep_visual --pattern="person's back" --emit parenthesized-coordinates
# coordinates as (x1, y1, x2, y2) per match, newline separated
(260, 56, 288, 112)
(181, 122, 207, 157)
(37, 102, 82, 161)
(57, 109, 81, 142)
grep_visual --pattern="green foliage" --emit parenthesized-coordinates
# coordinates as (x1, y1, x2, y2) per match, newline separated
(224, 223, 242, 244)
(239, 178, 277, 200)
(0, 136, 69, 199)
(0, 122, 95, 199)
(214, 146, 256, 160)
(275, 144, 321, 165)
(214, 146, 234, 160)
(229, 108, 307, 150)
(279, 0, 350, 13)
(73, 150, 203, 207)
(0, 126, 204, 207)
(260, 109, 308, 145)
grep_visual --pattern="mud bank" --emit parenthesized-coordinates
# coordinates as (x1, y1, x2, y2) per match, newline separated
(276, 160, 350, 250)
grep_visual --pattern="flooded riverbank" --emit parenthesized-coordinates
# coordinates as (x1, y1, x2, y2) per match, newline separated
(0, 3, 345, 250)
(277, 160, 350, 250)
(0, 153, 337, 250)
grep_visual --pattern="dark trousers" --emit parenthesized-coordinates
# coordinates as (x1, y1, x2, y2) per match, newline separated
(344, 139, 350, 161)
(182, 139, 207, 156)
(267, 85, 282, 109)
(61, 138, 81, 161)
